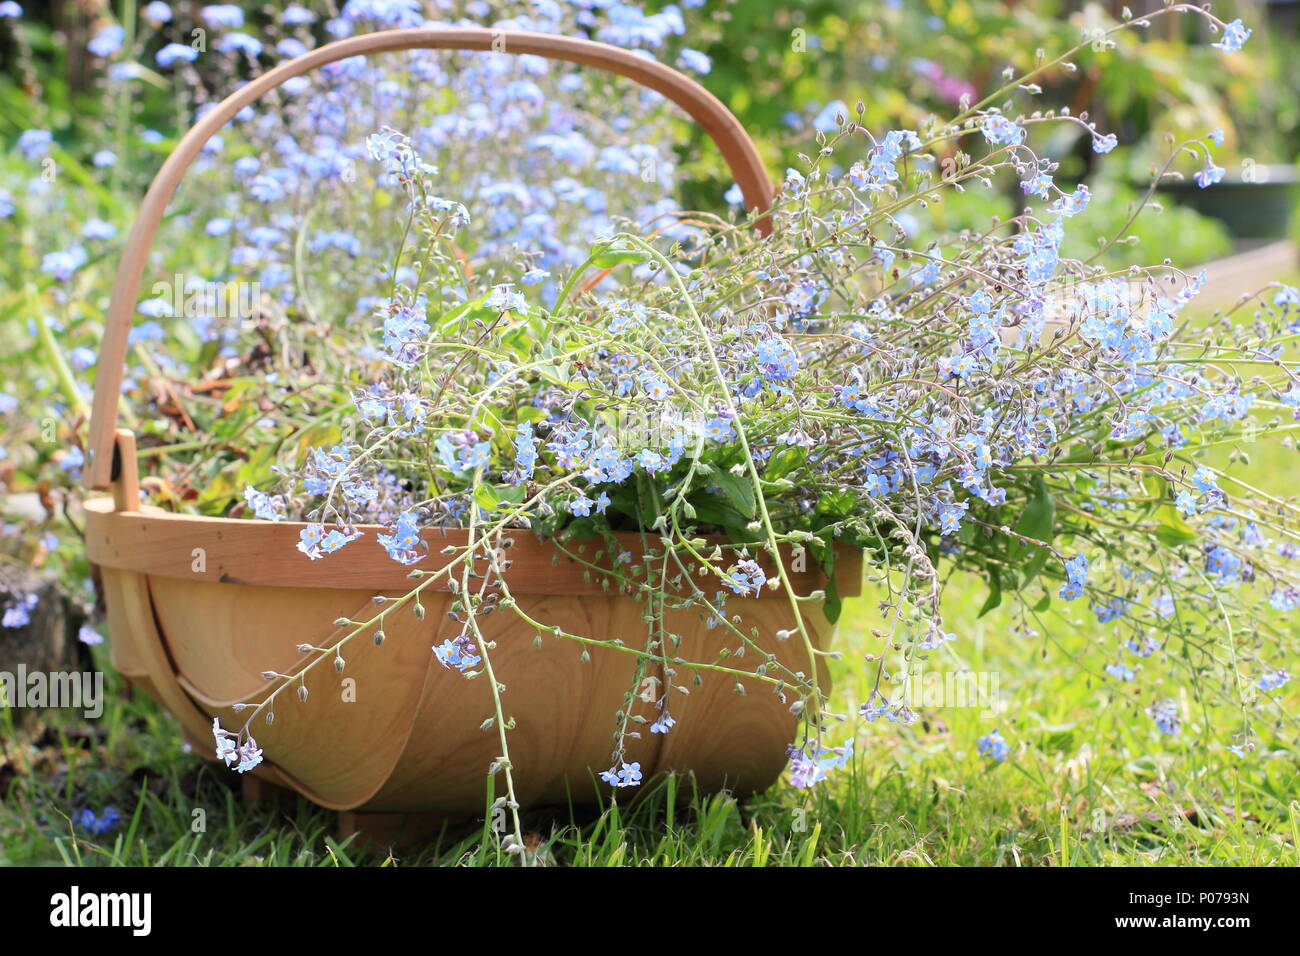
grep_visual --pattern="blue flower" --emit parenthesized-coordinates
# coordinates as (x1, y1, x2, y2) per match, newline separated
(339, 0, 424, 27)
(380, 294, 429, 367)
(812, 99, 848, 133)
(678, 48, 711, 74)
(41, 246, 88, 281)
(2, 592, 38, 628)
(277, 37, 308, 59)
(1147, 700, 1181, 735)
(378, 510, 426, 565)
(599, 760, 643, 788)
(235, 738, 263, 773)
(635, 448, 664, 472)
(248, 173, 288, 203)
(507, 423, 538, 485)
(243, 486, 286, 521)
(1092, 132, 1118, 154)
(75, 806, 121, 835)
(1257, 668, 1290, 691)
(1063, 554, 1089, 586)
(434, 638, 481, 672)
(1212, 18, 1251, 53)
(200, 4, 244, 29)
(1195, 161, 1225, 189)
(142, 2, 172, 24)
(487, 284, 528, 315)
(458, 441, 491, 472)
(217, 32, 264, 57)
(1191, 467, 1218, 494)
(155, 43, 198, 67)
(87, 25, 124, 57)
(320, 529, 359, 555)
(17, 129, 52, 159)
(977, 730, 1009, 762)
(641, 375, 672, 401)
(707, 416, 738, 442)
(788, 740, 853, 788)
(980, 114, 1025, 146)
(1022, 169, 1053, 198)
(82, 218, 116, 240)
(938, 500, 968, 534)
(282, 3, 316, 24)
(724, 559, 767, 596)
(1050, 185, 1090, 217)
(297, 524, 361, 560)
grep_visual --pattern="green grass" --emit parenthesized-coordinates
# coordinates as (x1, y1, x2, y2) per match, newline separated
(2, 552, 1296, 866)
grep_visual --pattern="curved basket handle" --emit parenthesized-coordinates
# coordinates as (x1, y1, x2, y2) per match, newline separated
(86, 26, 772, 489)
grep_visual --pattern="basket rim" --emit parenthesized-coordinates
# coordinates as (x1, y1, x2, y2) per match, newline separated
(84, 496, 863, 596)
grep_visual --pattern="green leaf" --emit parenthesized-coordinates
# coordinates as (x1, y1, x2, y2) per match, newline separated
(709, 465, 756, 519)
(235, 440, 278, 490)
(978, 566, 1002, 618)
(687, 493, 749, 532)
(196, 464, 241, 512)
(764, 445, 807, 481)
(819, 545, 841, 624)
(1007, 476, 1055, 586)
(1008, 476, 1055, 560)
(474, 484, 503, 513)
(1022, 546, 1051, 585)
(1141, 476, 1199, 546)
(474, 484, 524, 514)
(562, 518, 599, 541)
(590, 241, 649, 269)
(822, 574, 842, 624)
(292, 421, 342, 467)
(1154, 505, 1198, 546)
(815, 489, 856, 519)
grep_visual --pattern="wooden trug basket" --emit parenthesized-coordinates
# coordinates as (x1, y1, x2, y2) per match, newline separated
(83, 27, 861, 837)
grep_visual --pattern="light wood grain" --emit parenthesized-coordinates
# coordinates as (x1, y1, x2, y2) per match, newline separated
(91, 505, 858, 812)
(84, 497, 861, 595)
